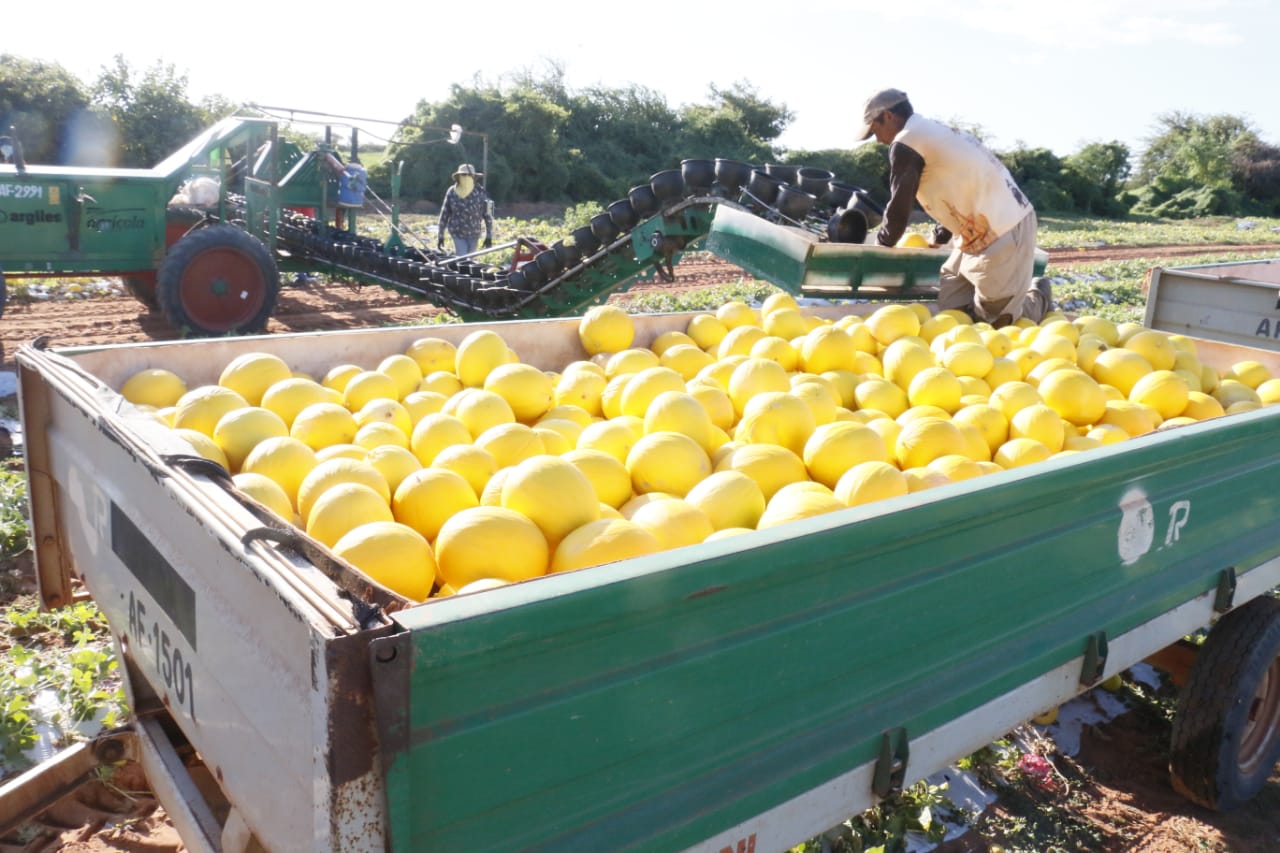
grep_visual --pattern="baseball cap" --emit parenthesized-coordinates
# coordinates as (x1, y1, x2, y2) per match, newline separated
(855, 88, 909, 141)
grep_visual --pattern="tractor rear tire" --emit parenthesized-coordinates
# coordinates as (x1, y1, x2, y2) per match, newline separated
(122, 275, 159, 311)
(157, 225, 278, 337)
(126, 206, 217, 312)
(1169, 595, 1280, 811)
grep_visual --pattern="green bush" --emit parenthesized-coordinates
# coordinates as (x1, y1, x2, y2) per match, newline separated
(0, 470, 28, 559)
(1132, 184, 1242, 219)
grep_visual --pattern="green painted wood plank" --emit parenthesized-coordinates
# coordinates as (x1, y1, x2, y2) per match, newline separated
(380, 406, 1280, 852)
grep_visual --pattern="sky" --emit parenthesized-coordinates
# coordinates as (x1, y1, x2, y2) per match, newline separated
(7, 0, 1280, 162)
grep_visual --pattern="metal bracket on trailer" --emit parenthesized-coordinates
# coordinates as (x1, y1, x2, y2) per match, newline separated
(872, 727, 910, 799)
(1080, 631, 1109, 686)
(1213, 567, 1238, 613)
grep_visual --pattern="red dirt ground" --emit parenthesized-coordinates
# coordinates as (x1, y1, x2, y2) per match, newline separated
(4, 245, 1278, 369)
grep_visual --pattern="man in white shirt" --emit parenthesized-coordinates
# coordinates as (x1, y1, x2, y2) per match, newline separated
(857, 88, 1053, 326)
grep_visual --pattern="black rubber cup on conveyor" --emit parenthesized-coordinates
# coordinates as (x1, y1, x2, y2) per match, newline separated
(714, 159, 754, 196)
(571, 225, 601, 256)
(628, 184, 660, 218)
(535, 249, 564, 278)
(763, 163, 799, 184)
(553, 240, 582, 269)
(681, 159, 716, 196)
(774, 184, 817, 220)
(823, 180, 860, 210)
(746, 169, 783, 205)
(607, 199, 640, 232)
(650, 170, 684, 205)
(797, 167, 834, 197)
(590, 213, 621, 244)
(520, 261, 547, 290)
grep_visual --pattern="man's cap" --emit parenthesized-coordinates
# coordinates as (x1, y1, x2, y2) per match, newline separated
(453, 163, 482, 178)
(856, 88, 909, 141)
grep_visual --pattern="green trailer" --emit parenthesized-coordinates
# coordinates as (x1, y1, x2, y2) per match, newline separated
(4, 292, 1280, 851)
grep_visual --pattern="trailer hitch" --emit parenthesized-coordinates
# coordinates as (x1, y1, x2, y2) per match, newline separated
(0, 728, 137, 837)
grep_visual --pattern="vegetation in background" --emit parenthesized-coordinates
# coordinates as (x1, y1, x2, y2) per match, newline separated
(1036, 214, 1280, 248)
(4, 55, 1280, 219)
(0, 468, 30, 559)
(1, 598, 127, 771)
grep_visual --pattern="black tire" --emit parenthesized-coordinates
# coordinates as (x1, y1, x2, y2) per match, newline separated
(122, 274, 159, 310)
(156, 224, 279, 337)
(1169, 595, 1280, 810)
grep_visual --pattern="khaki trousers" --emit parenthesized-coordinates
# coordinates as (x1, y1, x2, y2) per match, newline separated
(936, 212, 1039, 325)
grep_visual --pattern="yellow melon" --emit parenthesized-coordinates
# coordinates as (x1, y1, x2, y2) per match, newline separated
(434, 506, 549, 587)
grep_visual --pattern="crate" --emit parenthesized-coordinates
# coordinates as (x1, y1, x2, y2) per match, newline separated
(1144, 258, 1280, 351)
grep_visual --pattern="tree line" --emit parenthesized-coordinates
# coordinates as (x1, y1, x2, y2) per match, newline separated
(4, 54, 1279, 219)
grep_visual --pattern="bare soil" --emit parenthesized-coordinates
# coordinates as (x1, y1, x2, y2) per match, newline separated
(4, 245, 1279, 370)
(0, 257, 755, 370)
(2, 244, 1279, 852)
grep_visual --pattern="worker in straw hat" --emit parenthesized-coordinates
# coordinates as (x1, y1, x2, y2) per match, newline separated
(437, 163, 494, 257)
(857, 88, 1052, 326)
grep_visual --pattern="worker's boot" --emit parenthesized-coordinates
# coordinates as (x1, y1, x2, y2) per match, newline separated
(1021, 277, 1054, 323)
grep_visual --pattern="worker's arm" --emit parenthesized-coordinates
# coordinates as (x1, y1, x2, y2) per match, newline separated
(875, 141, 925, 248)
(437, 189, 453, 249)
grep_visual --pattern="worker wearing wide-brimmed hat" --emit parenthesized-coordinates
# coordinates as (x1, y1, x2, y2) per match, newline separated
(437, 163, 494, 257)
(858, 88, 1052, 326)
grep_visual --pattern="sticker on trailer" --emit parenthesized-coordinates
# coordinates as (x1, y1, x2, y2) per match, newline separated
(1118, 487, 1190, 565)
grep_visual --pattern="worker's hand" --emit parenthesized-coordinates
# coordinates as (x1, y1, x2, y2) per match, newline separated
(483, 236, 492, 249)
(436, 238, 444, 252)
(930, 224, 953, 248)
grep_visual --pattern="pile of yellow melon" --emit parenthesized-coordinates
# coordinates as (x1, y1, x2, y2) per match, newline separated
(116, 295, 1278, 603)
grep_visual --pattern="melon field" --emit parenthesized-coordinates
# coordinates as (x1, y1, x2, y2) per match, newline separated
(2, 211, 1280, 852)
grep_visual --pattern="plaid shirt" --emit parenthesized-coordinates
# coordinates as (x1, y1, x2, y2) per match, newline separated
(439, 186, 494, 240)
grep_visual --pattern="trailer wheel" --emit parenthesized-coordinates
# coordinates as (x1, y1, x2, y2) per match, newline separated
(1169, 595, 1280, 810)
(157, 224, 278, 336)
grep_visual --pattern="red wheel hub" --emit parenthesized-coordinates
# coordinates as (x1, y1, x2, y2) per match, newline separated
(1238, 656, 1280, 777)
(179, 247, 266, 333)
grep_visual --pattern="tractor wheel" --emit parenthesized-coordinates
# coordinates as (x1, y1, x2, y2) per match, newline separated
(124, 207, 214, 312)
(122, 274, 159, 310)
(157, 224, 279, 337)
(1169, 595, 1280, 810)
